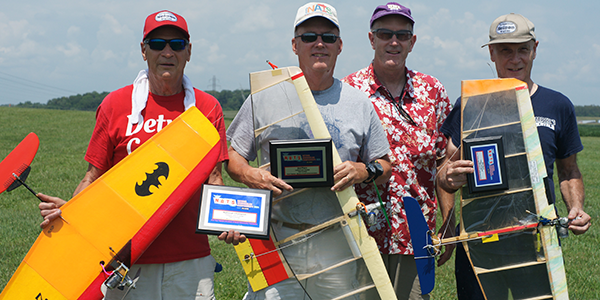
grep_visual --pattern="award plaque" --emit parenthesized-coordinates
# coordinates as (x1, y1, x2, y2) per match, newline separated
(196, 184, 272, 240)
(269, 139, 334, 188)
(463, 136, 508, 194)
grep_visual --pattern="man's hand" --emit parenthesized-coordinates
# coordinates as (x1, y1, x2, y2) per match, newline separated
(567, 207, 591, 235)
(438, 139, 473, 193)
(218, 229, 247, 245)
(440, 160, 473, 192)
(243, 167, 293, 197)
(37, 193, 66, 228)
(226, 146, 293, 197)
(436, 228, 456, 267)
(331, 161, 367, 192)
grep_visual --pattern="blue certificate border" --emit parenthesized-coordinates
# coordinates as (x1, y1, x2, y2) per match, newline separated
(196, 184, 272, 240)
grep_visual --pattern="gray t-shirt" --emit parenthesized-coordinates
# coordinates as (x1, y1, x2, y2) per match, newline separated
(227, 78, 389, 224)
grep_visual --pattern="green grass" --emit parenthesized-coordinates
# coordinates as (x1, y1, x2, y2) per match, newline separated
(0, 107, 95, 288)
(1, 106, 599, 299)
(578, 124, 600, 137)
(555, 136, 600, 298)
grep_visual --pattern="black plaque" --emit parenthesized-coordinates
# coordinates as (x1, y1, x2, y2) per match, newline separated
(269, 139, 334, 188)
(463, 136, 509, 194)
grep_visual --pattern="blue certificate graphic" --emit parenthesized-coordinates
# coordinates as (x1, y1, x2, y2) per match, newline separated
(463, 136, 508, 194)
(279, 149, 325, 180)
(471, 143, 503, 187)
(269, 139, 334, 188)
(208, 192, 263, 228)
(197, 185, 272, 239)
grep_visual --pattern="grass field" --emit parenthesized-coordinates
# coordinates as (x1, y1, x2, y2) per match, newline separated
(1, 107, 599, 299)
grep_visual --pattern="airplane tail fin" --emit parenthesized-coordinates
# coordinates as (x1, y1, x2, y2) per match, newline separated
(404, 196, 436, 295)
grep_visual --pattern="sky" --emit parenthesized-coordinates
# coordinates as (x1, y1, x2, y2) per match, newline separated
(1, 0, 599, 106)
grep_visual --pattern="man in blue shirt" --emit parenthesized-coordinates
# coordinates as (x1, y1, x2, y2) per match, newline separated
(437, 13, 592, 299)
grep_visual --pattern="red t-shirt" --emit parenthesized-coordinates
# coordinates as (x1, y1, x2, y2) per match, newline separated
(85, 85, 228, 264)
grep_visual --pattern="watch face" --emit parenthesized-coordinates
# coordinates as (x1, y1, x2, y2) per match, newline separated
(373, 161, 384, 176)
(366, 163, 376, 176)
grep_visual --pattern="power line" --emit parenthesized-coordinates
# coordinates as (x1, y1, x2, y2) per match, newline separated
(0, 71, 80, 104)
(0, 76, 70, 97)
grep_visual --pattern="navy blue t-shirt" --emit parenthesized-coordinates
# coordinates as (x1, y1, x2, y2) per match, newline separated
(440, 85, 583, 203)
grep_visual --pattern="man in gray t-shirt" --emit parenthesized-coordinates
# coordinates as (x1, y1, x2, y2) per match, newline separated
(225, 3, 392, 299)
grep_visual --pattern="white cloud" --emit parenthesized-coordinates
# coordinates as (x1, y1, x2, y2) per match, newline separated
(207, 44, 226, 64)
(594, 44, 600, 57)
(230, 4, 276, 33)
(57, 42, 82, 57)
(67, 26, 82, 37)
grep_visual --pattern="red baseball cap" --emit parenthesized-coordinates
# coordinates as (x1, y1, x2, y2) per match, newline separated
(143, 10, 189, 40)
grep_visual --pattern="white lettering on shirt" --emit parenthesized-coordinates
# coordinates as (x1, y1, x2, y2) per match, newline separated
(126, 117, 143, 136)
(126, 115, 172, 136)
(144, 118, 157, 133)
(127, 137, 141, 155)
(535, 116, 556, 130)
(125, 114, 173, 154)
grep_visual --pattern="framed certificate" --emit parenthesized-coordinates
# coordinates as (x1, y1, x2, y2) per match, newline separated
(463, 136, 509, 194)
(269, 139, 334, 188)
(196, 184, 272, 240)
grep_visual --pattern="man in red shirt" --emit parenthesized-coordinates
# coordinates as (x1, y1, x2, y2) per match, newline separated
(37, 10, 240, 300)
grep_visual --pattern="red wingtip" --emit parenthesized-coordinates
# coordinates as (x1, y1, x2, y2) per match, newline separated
(0, 133, 39, 194)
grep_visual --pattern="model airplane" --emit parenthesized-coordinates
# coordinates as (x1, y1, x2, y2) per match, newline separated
(0, 107, 221, 299)
(233, 66, 397, 299)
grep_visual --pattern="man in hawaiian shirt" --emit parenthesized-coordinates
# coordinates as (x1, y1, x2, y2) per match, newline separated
(342, 3, 455, 299)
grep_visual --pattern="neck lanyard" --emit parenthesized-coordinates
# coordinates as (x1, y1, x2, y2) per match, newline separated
(388, 85, 417, 126)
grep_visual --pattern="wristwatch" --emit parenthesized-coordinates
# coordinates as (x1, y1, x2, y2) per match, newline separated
(363, 160, 384, 183)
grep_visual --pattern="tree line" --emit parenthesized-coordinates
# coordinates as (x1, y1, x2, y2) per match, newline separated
(9, 89, 249, 112)
(574, 105, 600, 117)
(6, 90, 600, 117)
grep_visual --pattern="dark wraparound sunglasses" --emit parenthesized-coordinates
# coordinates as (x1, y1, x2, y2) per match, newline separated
(295, 33, 340, 44)
(372, 29, 413, 41)
(144, 38, 189, 51)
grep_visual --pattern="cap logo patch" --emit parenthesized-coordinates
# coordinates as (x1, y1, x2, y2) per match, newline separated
(305, 3, 334, 17)
(387, 4, 401, 10)
(155, 11, 177, 22)
(496, 21, 517, 35)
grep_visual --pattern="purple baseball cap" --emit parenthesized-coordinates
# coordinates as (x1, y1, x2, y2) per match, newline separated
(370, 2, 414, 28)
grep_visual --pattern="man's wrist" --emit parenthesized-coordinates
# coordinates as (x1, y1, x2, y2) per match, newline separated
(363, 160, 384, 183)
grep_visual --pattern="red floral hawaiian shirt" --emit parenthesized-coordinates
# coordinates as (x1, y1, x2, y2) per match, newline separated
(342, 64, 451, 255)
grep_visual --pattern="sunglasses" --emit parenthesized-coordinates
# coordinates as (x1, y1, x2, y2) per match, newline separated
(372, 29, 413, 41)
(295, 33, 340, 44)
(144, 38, 189, 51)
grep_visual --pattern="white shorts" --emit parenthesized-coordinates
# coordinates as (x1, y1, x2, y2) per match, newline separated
(103, 255, 216, 300)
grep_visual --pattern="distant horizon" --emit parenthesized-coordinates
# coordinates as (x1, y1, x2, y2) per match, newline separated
(2, 1, 599, 106)
(6, 89, 600, 107)
(2, 89, 599, 112)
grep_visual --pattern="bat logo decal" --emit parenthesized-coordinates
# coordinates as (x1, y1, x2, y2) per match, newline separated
(135, 162, 169, 196)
